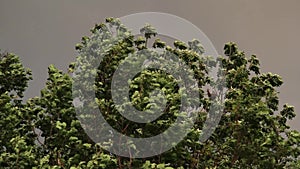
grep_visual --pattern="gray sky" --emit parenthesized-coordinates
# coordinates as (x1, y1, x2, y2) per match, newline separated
(0, 0, 299, 130)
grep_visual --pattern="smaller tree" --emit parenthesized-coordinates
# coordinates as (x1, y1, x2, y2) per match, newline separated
(0, 51, 38, 168)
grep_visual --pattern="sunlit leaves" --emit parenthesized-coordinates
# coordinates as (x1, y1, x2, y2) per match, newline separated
(0, 52, 36, 168)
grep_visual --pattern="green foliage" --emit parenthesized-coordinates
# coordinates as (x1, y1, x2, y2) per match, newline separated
(0, 52, 32, 97)
(0, 18, 299, 168)
(0, 52, 37, 168)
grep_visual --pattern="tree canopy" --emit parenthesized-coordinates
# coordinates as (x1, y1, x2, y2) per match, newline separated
(0, 18, 299, 168)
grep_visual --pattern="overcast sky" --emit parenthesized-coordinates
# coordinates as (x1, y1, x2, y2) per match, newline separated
(0, 0, 299, 130)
